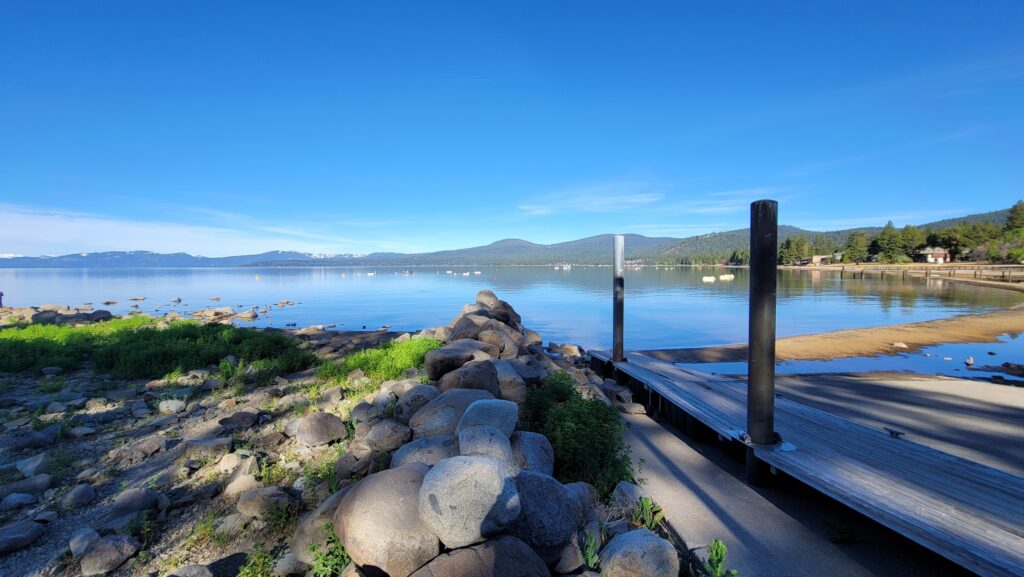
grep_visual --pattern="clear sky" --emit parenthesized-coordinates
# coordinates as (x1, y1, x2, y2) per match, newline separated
(2, 1, 1022, 257)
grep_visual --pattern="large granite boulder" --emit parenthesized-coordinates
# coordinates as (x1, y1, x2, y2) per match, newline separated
(507, 471, 582, 552)
(458, 426, 514, 465)
(408, 535, 549, 577)
(409, 389, 494, 439)
(456, 399, 518, 437)
(437, 361, 500, 397)
(418, 456, 520, 549)
(599, 528, 680, 577)
(333, 464, 439, 577)
(394, 385, 441, 424)
(391, 435, 459, 468)
(510, 431, 555, 476)
(493, 360, 528, 404)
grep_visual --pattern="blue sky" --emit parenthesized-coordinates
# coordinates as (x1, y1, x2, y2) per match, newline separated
(1, 1, 1022, 257)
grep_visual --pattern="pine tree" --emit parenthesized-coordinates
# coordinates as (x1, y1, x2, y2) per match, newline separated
(843, 232, 870, 263)
(1006, 200, 1024, 231)
(875, 221, 903, 263)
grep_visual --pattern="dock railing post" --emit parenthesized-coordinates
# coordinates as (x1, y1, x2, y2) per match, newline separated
(613, 234, 625, 362)
(746, 200, 778, 485)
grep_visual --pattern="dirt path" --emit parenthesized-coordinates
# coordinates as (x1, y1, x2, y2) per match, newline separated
(642, 305, 1024, 363)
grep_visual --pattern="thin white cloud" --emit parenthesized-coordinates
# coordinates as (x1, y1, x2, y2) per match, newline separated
(517, 181, 666, 216)
(660, 186, 790, 215)
(0, 203, 406, 257)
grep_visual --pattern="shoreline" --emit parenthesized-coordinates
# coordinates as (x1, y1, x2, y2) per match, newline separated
(641, 304, 1024, 363)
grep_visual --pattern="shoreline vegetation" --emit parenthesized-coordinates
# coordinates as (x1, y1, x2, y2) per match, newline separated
(0, 291, 715, 577)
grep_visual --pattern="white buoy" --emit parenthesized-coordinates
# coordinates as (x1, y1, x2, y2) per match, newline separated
(965, 356, 975, 367)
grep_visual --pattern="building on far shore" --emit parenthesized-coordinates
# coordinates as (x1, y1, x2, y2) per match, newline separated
(917, 247, 951, 264)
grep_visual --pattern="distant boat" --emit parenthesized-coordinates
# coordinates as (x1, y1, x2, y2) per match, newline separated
(402, 270, 413, 275)
(367, 271, 376, 276)
(718, 274, 735, 281)
(473, 271, 482, 275)
(445, 270, 453, 275)
(702, 276, 716, 283)
(554, 266, 561, 270)
(462, 272, 470, 276)
(254, 275, 261, 280)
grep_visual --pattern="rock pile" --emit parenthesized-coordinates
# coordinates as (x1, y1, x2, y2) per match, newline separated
(0, 304, 113, 326)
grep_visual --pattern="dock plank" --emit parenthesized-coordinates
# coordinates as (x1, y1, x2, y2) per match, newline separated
(592, 350, 1024, 577)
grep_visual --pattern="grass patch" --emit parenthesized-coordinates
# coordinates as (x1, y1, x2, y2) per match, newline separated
(316, 338, 442, 382)
(237, 544, 275, 577)
(0, 318, 314, 380)
(309, 523, 351, 577)
(524, 372, 636, 499)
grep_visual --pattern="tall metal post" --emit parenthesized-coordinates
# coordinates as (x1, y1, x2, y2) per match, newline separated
(747, 200, 778, 484)
(613, 234, 625, 362)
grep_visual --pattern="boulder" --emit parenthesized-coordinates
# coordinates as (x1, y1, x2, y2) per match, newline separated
(409, 389, 494, 439)
(183, 437, 232, 460)
(458, 426, 514, 465)
(159, 399, 187, 414)
(507, 471, 582, 551)
(364, 419, 412, 452)
(423, 348, 475, 381)
(0, 473, 51, 499)
(0, 493, 36, 511)
(390, 435, 459, 468)
(61, 483, 97, 510)
(236, 487, 295, 519)
(80, 535, 140, 576)
(333, 464, 439, 577)
(477, 329, 521, 359)
(408, 535, 549, 577)
(610, 481, 647, 513)
(296, 412, 346, 446)
(168, 565, 214, 577)
(0, 519, 45, 554)
(508, 360, 545, 386)
(475, 290, 501, 309)
(494, 361, 528, 404)
(15, 453, 53, 477)
(437, 361, 500, 397)
(510, 432, 555, 476)
(291, 486, 353, 565)
(218, 410, 259, 430)
(394, 385, 440, 424)
(599, 528, 679, 577)
(418, 456, 520, 549)
(456, 399, 517, 437)
(69, 527, 101, 560)
(109, 487, 160, 517)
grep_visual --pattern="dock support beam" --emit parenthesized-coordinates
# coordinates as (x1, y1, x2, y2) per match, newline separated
(747, 200, 778, 485)
(613, 234, 625, 362)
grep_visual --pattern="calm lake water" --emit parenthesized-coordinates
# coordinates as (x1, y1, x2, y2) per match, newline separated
(2, 266, 1022, 353)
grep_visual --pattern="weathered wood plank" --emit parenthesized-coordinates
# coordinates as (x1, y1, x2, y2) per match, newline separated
(593, 350, 1024, 577)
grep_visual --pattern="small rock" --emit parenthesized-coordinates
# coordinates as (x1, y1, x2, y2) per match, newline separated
(61, 483, 96, 510)
(0, 473, 51, 499)
(600, 528, 680, 577)
(295, 412, 346, 446)
(893, 341, 908, 349)
(80, 535, 140, 576)
(169, 565, 214, 577)
(236, 487, 295, 519)
(394, 385, 441, 424)
(159, 399, 187, 414)
(69, 527, 101, 560)
(15, 452, 53, 477)
(364, 419, 412, 452)
(0, 519, 45, 554)
(0, 492, 37, 511)
(183, 437, 232, 460)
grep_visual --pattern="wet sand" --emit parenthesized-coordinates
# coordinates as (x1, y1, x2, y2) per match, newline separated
(643, 305, 1024, 363)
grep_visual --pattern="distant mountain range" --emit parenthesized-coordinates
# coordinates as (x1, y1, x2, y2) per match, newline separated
(0, 208, 1010, 268)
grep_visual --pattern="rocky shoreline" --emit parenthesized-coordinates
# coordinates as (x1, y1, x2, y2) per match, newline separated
(0, 291, 683, 577)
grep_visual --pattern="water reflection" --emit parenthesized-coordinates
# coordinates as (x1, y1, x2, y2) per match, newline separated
(1, 267, 1020, 350)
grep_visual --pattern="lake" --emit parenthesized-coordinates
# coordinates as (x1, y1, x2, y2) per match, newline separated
(2, 266, 1021, 352)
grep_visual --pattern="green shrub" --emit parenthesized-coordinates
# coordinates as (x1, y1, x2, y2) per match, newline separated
(308, 523, 351, 577)
(0, 318, 314, 379)
(629, 496, 666, 534)
(317, 338, 442, 382)
(237, 544, 275, 577)
(524, 372, 636, 499)
(520, 372, 577, 432)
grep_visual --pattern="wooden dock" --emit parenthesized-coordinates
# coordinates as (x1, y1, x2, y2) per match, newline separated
(591, 350, 1024, 577)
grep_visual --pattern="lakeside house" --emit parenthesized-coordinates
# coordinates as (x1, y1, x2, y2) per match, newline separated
(917, 247, 951, 264)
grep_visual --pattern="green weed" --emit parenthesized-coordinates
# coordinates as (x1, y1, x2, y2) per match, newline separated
(582, 531, 601, 571)
(703, 539, 739, 577)
(237, 544, 275, 577)
(629, 496, 666, 534)
(308, 523, 351, 577)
